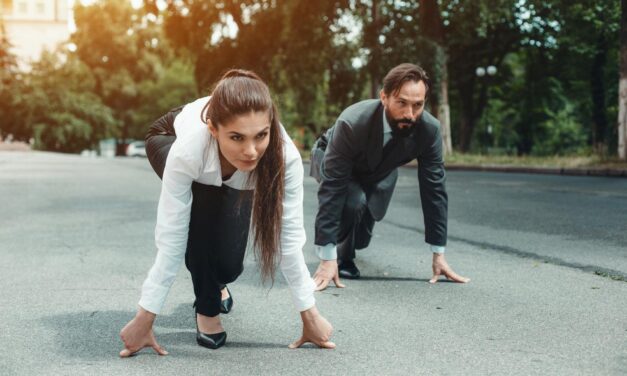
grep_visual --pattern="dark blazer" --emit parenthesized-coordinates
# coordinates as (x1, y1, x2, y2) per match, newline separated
(311, 99, 448, 247)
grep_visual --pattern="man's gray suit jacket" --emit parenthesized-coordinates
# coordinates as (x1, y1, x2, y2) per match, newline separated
(311, 99, 448, 248)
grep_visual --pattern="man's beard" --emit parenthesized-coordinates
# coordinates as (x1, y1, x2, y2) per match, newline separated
(385, 110, 418, 138)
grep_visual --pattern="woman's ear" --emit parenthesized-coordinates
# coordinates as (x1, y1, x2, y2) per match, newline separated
(208, 119, 218, 138)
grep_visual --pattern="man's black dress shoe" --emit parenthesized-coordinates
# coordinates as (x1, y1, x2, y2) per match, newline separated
(220, 286, 233, 314)
(338, 260, 360, 279)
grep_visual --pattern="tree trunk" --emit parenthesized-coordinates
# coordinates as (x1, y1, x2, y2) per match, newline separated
(418, 0, 452, 155)
(438, 56, 453, 155)
(458, 114, 474, 152)
(591, 33, 608, 154)
(369, 0, 380, 98)
(457, 80, 476, 152)
(619, 0, 627, 160)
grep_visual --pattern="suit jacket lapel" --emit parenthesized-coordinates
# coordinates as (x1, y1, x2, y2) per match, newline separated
(366, 104, 384, 171)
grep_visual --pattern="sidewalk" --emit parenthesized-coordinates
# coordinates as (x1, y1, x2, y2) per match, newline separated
(444, 163, 627, 177)
(401, 159, 627, 178)
(0, 141, 30, 152)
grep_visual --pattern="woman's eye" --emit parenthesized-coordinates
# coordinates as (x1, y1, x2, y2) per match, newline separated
(230, 135, 243, 141)
(256, 132, 268, 139)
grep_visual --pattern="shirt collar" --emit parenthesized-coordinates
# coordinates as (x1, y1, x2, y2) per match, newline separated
(382, 109, 392, 135)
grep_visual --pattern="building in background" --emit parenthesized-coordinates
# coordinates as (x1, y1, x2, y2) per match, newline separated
(0, 0, 70, 67)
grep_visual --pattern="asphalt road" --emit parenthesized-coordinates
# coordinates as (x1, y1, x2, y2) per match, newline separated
(0, 151, 625, 375)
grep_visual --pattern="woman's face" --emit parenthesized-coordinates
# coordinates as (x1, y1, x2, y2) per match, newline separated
(209, 111, 271, 173)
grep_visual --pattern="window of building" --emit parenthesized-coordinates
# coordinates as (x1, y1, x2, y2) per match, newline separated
(17, 0, 26, 14)
(1, 0, 13, 16)
(35, 1, 45, 14)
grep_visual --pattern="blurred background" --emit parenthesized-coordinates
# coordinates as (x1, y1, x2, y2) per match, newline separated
(0, 0, 625, 162)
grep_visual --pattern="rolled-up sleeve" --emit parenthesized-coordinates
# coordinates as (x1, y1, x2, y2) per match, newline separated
(278, 151, 316, 312)
(139, 146, 200, 314)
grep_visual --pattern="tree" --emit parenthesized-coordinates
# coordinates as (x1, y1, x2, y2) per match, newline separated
(0, 23, 29, 141)
(132, 60, 198, 131)
(72, 0, 164, 152)
(419, 0, 452, 156)
(27, 50, 116, 153)
(159, 0, 357, 137)
(619, 0, 627, 159)
(551, 0, 620, 155)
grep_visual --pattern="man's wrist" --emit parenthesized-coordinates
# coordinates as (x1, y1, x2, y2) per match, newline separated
(315, 244, 338, 260)
(429, 244, 446, 254)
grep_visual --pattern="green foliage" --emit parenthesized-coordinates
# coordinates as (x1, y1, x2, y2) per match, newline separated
(131, 60, 198, 136)
(532, 103, 588, 156)
(0, 25, 29, 141)
(160, 0, 357, 135)
(71, 0, 165, 145)
(1, 0, 623, 157)
(27, 51, 116, 152)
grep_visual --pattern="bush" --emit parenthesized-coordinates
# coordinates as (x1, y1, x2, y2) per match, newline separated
(531, 104, 588, 156)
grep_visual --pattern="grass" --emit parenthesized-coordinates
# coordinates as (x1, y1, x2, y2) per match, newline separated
(444, 154, 627, 170)
(300, 147, 627, 170)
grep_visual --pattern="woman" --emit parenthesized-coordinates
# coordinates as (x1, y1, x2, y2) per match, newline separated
(119, 69, 334, 356)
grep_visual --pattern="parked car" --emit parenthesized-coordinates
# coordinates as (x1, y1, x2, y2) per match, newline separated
(126, 141, 147, 157)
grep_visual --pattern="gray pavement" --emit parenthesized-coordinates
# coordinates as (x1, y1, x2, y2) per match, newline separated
(0, 151, 626, 375)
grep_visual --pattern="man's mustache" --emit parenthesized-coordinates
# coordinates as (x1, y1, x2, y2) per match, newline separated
(395, 118, 417, 126)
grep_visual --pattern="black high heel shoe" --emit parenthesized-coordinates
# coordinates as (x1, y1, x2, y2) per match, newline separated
(194, 304, 227, 349)
(196, 328, 227, 349)
(220, 286, 233, 314)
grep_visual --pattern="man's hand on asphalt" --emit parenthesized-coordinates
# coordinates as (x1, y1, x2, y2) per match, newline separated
(313, 260, 345, 291)
(289, 306, 335, 349)
(429, 253, 470, 284)
(119, 307, 168, 357)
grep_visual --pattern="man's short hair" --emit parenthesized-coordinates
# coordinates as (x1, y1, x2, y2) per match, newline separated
(382, 63, 430, 96)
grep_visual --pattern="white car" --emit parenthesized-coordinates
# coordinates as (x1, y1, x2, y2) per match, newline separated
(126, 141, 147, 157)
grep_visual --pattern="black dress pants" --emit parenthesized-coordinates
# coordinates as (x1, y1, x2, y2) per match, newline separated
(146, 109, 253, 317)
(336, 181, 376, 262)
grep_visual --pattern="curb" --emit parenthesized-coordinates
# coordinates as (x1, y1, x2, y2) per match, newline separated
(407, 162, 627, 178)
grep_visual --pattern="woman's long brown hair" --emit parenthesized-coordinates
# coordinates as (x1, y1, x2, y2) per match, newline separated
(201, 69, 285, 282)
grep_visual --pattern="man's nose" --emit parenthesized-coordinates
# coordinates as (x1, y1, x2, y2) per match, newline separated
(404, 107, 416, 120)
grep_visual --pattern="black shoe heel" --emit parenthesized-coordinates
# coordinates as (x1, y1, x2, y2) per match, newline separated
(220, 287, 233, 314)
(194, 305, 227, 349)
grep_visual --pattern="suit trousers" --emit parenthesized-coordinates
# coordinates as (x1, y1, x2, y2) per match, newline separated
(337, 181, 376, 261)
(146, 110, 253, 317)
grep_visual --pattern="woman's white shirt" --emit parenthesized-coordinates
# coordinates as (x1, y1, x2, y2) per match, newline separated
(138, 97, 316, 314)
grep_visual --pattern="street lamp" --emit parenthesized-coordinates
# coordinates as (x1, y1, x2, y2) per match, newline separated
(476, 65, 498, 153)
(476, 65, 497, 77)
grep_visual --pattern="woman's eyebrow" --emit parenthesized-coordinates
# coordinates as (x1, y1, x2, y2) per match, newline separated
(227, 127, 270, 136)
(256, 127, 270, 134)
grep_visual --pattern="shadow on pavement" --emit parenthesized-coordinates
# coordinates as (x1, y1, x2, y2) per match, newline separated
(42, 303, 284, 360)
(356, 276, 431, 282)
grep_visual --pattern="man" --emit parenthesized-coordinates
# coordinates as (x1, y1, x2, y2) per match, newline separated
(310, 63, 469, 289)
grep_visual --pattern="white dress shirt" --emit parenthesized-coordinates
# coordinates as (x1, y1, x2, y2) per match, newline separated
(139, 97, 316, 314)
(314, 109, 445, 260)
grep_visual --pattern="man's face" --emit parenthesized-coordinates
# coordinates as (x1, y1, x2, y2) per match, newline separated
(380, 80, 427, 138)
